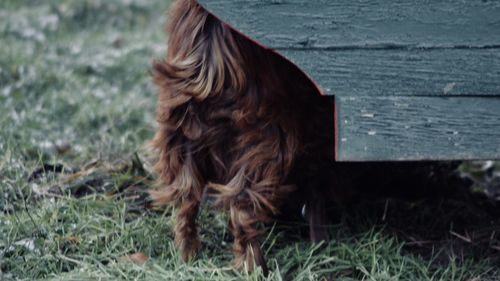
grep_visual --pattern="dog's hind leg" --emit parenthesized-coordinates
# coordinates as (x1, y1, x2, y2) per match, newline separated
(173, 155, 206, 262)
(210, 143, 296, 274)
(229, 203, 268, 274)
(228, 181, 294, 275)
(150, 149, 205, 262)
(174, 190, 203, 261)
(208, 170, 271, 273)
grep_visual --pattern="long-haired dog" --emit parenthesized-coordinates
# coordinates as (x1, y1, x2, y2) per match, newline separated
(147, 0, 466, 274)
(149, 0, 335, 273)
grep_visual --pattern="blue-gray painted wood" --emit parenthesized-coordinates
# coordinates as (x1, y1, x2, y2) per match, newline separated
(198, 0, 500, 97)
(337, 96, 500, 161)
(197, 0, 500, 160)
(281, 49, 500, 96)
(198, 0, 500, 49)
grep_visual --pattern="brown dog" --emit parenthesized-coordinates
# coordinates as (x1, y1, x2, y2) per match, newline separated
(148, 0, 470, 274)
(149, 0, 335, 274)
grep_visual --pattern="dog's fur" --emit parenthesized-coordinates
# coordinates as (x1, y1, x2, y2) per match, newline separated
(149, 0, 334, 273)
(148, 0, 466, 274)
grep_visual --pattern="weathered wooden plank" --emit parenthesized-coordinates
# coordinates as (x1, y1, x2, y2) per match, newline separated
(280, 48, 500, 96)
(198, 1, 500, 161)
(198, 0, 500, 49)
(336, 96, 500, 161)
(199, 1, 500, 97)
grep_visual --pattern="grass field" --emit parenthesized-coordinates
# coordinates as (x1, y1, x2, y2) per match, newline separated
(1, 1, 500, 280)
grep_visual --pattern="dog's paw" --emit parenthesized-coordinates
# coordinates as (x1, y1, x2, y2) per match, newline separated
(233, 241, 268, 276)
(177, 236, 202, 262)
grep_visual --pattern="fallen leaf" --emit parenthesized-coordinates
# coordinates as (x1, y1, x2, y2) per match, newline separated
(120, 252, 150, 265)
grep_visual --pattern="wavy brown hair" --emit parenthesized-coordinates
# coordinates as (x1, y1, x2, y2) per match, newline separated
(149, 0, 334, 273)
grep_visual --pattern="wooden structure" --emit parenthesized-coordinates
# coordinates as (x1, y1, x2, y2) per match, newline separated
(198, 0, 500, 161)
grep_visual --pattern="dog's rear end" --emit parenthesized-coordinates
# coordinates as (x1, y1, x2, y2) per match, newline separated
(149, 0, 334, 273)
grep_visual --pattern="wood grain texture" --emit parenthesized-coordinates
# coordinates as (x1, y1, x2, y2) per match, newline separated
(198, 0, 500, 160)
(198, 0, 500, 48)
(199, 0, 500, 96)
(280, 48, 500, 96)
(337, 96, 500, 161)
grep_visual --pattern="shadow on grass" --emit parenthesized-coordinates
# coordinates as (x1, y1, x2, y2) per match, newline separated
(3, 156, 499, 280)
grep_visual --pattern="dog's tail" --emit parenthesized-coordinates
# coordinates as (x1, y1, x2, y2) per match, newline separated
(150, 0, 249, 206)
(153, 0, 246, 105)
